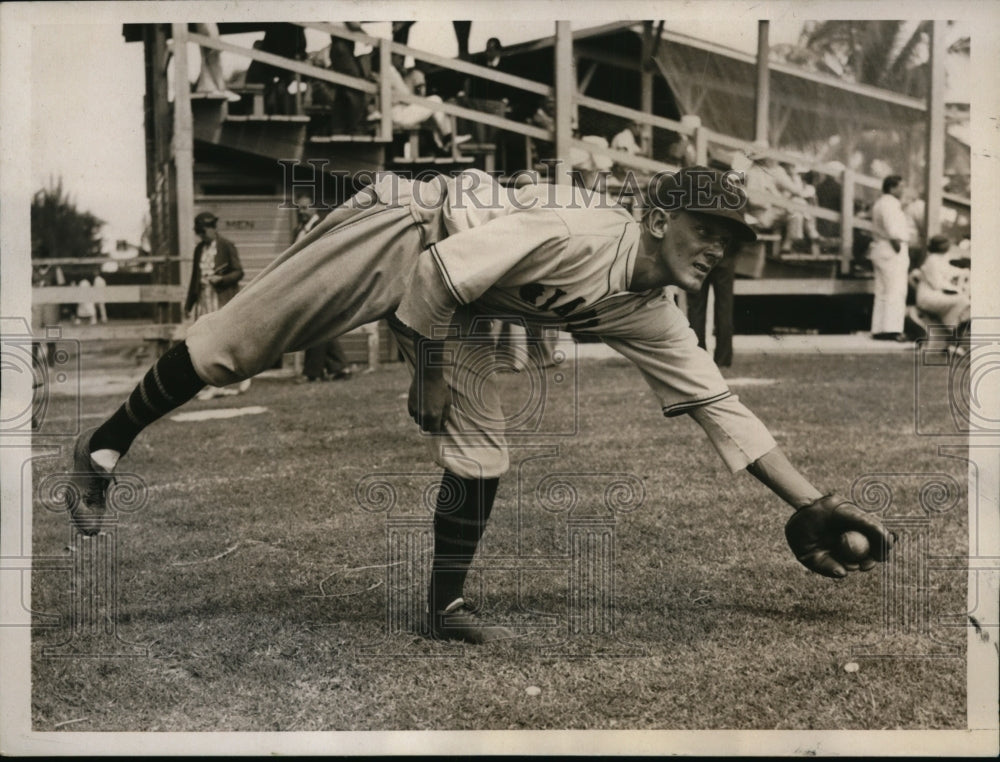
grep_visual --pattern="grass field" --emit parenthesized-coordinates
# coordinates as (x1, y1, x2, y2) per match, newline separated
(29, 348, 969, 732)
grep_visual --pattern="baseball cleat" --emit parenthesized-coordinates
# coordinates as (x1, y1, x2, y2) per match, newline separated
(66, 428, 116, 536)
(429, 598, 516, 644)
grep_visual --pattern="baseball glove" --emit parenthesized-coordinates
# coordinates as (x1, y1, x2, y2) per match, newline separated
(785, 493, 893, 578)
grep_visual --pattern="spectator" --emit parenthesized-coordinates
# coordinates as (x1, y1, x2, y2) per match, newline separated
(310, 23, 367, 134)
(911, 234, 971, 352)
(390, 67, 470, 155)
(74, 277, 97, 325)
(191, 23, 241, 103)
(484, 37, 502, 68)
(739, 152, 819, 254)
(868, 175, 912, 341)
(664, 131, 696, 166)
(185, 212, 251, 399)
(570, 134, 614, 190)
(31, 263, 65, 368)
(245, 24, 307, 115)
(611, 121, 644, 156)
(93, 270, 108, 324)
(687, 244, 737, 368)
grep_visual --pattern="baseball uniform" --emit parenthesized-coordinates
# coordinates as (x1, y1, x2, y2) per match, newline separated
(187, 170, 775, 479)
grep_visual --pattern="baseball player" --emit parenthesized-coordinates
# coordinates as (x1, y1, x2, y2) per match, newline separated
(66, 166, 894, 643)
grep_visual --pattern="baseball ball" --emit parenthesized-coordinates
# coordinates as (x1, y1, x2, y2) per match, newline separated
(837, 531, 870, 568)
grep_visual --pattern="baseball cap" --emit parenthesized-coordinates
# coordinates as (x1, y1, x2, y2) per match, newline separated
(648, 166, 757, 243)
(194, 211, 219, 230)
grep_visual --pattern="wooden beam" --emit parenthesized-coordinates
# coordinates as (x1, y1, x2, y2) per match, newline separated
(31, 285, 187, 305)
(171, 23, 195, 304)
(31, 257, 166, 266)
(578, 61, 599, 94)
(924, 20, 947, 237)
(554, 21, 575, 186)
(840, 169, 856, 275)
(734, 279, 874, 296)
(640, 21, 654, 156)
(43, 323, 184, 342)
(377, 39, 393, 142)
(575, 94, 689, 134)
(755, 20, 770, 144)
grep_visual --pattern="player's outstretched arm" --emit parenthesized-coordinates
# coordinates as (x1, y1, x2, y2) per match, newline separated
(746, 447, 894, 578)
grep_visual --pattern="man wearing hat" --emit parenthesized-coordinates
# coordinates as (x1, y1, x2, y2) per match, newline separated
(66, 167, 893, 643)
(186, 211, 250, 398)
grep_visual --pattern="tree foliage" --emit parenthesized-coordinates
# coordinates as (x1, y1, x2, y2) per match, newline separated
(771, 21, 938, 97)
(31, 178, 105, 260)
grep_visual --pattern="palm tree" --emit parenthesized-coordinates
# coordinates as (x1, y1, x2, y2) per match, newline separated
(797, 20, 932, 97)
(31, 178, 105, 264)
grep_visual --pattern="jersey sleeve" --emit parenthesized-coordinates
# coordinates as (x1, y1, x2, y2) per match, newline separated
(395, 208, 570, 338)
(687, 397, 778, 473)
(597, 294, 776, 472)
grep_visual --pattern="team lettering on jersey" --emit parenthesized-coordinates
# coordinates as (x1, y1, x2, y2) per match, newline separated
(517, 283, 600, 331)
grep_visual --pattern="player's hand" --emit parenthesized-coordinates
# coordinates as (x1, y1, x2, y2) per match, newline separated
(785, 494, 894, 579)
(408, 336, 451, 433)
(407, 371, 450, 433)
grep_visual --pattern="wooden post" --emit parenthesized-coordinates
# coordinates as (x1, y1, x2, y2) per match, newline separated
(640, 21, 654, 156)
(294, 72, 303, 115)
(171, 23, 195, 316)
(688, 116, 707, 165)
(839, 169, 856, 275)
(378, 39, 393, 143)
(754, 20, 770, 145)
(924, 20, 946, 238)
(554, 21, 574, 186)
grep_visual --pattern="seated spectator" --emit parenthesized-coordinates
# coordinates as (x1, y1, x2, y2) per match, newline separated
(308, 22, 367, 135)
(611, 121, 644, 156)
(910, 234, 971, 352)
(389, 67, 470, 155)
(739, 151, 820, 254)
(610, 121, 647, 181)
(484, 36, 502, 68)
(570, 133, 614, 190)
(245, 23, 307, 115)
(191, 23, 241, 103)
(664, 130, 696, 167)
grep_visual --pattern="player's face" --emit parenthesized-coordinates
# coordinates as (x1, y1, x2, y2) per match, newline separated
(659, 211, 733, 291)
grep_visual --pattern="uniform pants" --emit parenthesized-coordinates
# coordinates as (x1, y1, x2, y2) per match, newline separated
(868, 241, 909, 335)
(185, 181, 510, 479)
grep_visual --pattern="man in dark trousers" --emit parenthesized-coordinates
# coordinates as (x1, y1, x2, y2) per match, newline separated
(687, 245, 737, 367)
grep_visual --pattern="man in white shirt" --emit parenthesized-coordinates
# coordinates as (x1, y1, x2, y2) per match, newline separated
(868, 175, 912, 341)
